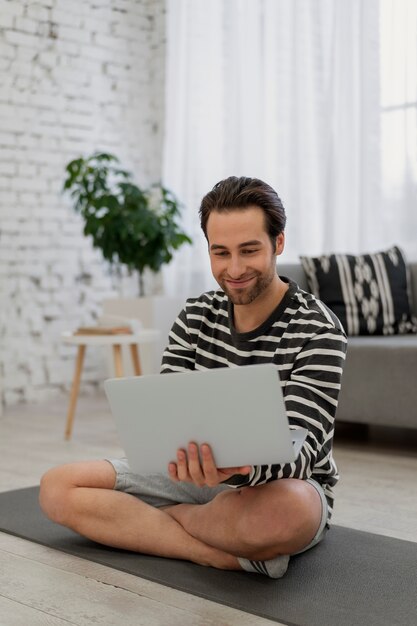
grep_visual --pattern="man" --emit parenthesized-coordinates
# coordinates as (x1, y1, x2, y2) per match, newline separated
(40, 176, 347, 578)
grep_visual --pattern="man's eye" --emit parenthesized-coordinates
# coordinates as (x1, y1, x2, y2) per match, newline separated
(214, 251, 228, 257)
(242, 249, 257, 254)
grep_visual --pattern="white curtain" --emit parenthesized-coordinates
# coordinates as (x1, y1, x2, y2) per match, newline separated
(380, 0, 417, 258)
(162, 0, 416, 297)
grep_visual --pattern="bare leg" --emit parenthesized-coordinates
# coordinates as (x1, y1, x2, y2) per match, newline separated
(164, 479, 322, 560)
(39, 461, 241, 570)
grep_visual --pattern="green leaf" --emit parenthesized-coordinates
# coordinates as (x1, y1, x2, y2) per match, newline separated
(62, 152, 192, 294)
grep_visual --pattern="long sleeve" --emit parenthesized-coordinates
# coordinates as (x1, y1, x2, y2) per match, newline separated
(225, 327, 347, 488)
(160, 308, 196, 373)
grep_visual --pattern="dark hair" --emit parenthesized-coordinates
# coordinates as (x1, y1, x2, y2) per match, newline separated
(199, 176, 286, 246)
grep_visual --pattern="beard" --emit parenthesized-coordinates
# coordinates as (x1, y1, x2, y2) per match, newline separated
(219, 263, 276, 305)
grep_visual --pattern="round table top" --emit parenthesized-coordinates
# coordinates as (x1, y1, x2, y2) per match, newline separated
(61, 329, 160, 346)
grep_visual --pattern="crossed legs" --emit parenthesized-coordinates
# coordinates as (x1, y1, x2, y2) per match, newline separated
(39, 460, 322, 570)
(40, 460, 238, 569)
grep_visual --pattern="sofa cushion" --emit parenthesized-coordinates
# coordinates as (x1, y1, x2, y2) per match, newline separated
(337, 334, 417, 428)
(300, 246, 417, 336)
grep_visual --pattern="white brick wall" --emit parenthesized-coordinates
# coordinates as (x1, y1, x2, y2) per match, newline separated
(0, 0, 166, 410)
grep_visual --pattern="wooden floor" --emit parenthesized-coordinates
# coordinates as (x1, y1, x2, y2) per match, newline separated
(1, 395, 417, 626)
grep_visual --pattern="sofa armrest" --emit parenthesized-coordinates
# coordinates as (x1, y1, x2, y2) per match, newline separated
(408, 263, 417, 317)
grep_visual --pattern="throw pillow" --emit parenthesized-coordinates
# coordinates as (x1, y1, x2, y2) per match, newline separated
(299, 246, 417, 336)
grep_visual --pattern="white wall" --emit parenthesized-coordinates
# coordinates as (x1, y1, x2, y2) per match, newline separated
(0, 0, 166, 408)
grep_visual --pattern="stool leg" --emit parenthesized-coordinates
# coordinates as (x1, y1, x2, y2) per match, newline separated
(130, 343, 142, 376)
(64, 344, 86, 440)
(113, 344, 124, 377)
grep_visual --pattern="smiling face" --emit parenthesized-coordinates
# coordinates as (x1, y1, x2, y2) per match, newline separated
(206, 206, 285, 306)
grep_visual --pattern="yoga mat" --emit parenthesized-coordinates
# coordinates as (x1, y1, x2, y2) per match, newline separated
(0, 487, 416, 626)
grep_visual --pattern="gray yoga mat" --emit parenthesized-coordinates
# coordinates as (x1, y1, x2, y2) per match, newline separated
(0, 487, 416, 626)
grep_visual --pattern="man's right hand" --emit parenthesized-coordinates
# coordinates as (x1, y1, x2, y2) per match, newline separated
(168, 442, 252, 487)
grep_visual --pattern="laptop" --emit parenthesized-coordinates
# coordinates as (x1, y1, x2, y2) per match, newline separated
(104, 363, 307, 475)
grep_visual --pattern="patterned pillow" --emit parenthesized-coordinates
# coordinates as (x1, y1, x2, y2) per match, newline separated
(299, 246, 417, 336)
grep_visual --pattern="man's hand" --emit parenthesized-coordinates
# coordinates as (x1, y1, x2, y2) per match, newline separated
(168, 442, 251, 487)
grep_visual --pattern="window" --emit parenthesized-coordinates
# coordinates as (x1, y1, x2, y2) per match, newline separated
(380, 0, 417, 202)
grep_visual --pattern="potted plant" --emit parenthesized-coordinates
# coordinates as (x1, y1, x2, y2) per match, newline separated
(63, 152, 192, 296)
(63, 152, 192, 374)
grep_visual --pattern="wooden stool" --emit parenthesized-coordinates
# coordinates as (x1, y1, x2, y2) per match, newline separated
(62, 329, 159, 440)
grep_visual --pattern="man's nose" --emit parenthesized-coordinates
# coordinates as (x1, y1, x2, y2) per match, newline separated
(227, 255, 246, 278)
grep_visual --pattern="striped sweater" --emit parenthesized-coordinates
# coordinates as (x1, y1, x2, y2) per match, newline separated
(160, 278, 347, 521)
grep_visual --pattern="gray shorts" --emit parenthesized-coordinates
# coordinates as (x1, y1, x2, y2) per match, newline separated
(106, 457, 329, 557)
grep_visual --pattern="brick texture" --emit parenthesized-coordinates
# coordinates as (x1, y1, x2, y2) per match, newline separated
(0, 0, 166, 409)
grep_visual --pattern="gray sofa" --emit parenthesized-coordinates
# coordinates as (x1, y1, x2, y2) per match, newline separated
(280, 263, 417, 429)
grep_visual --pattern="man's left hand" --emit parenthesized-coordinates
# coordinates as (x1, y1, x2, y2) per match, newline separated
(168, 442, 251, 487)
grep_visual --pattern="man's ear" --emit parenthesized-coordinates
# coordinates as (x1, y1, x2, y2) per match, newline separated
(275, 232, 285, 256)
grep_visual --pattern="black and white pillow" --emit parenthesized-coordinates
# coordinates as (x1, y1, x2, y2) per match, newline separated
(300, 246, 417, 336)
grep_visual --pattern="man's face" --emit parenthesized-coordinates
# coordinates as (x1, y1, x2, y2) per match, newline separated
(206, 207, 284, 305)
